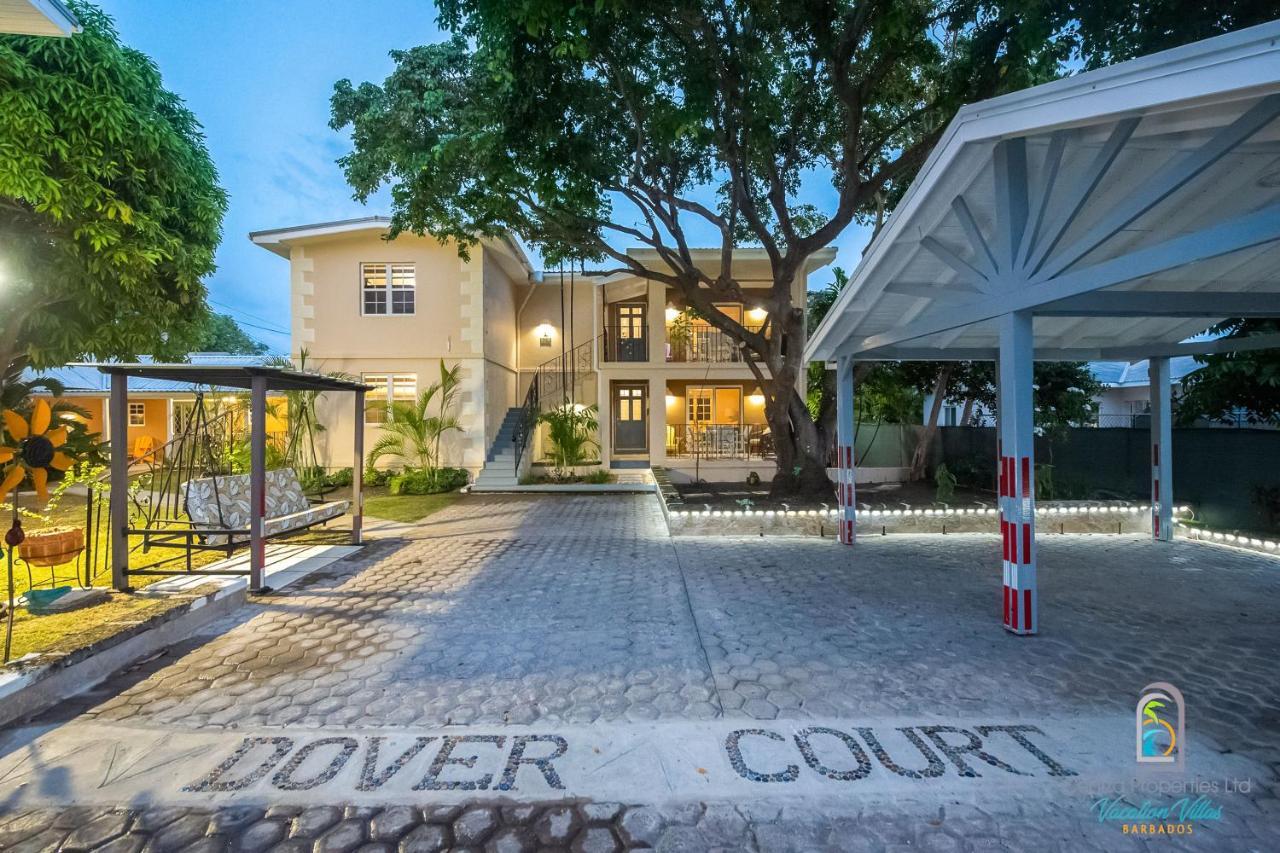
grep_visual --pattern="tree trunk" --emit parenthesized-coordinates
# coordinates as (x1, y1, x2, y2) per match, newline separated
(961, 396, 976, 426)
(909, 365, 952, 481)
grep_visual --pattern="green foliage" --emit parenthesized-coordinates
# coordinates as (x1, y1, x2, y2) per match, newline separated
(1177, 319, 1280, 425)
(934, 463, 957, 503)
(321, 468, 353, 488)
(367, 361, 464, 489)
(388, 467, 469, 495)
(746, 471, 762, 486)
(538, 404, 599, 471)
(582, 469, 612, 484)
(196, 314, 268, 355)
(363, 467, 393, 487)
(1035, 463, 1055, 501)
(1072, 0, 1280, 69)
(0, 2, 226, 372)
(1032, 362, 1103, 431)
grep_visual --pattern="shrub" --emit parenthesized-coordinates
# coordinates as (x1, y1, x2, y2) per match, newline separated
(538, 404, 600, 471)
(324, 467, 354, 488)
(934, 463, 957, 503)
(746, 471, 761, 486)
(389, 466, 469, 495)
(364, 467, 394, 487)
(582, 469, 612, 484)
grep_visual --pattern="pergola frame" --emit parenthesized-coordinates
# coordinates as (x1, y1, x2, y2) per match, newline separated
(808, 23, 1280, 635)
(93, 364, 370, 593)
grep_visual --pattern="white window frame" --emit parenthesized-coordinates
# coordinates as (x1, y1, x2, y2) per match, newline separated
(361, 262, 416, 316)
(363, 373, 418, 424)
(127, 401, 146, 427)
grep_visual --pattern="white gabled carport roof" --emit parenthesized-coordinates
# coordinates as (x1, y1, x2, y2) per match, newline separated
(807, 20, 1280, 364)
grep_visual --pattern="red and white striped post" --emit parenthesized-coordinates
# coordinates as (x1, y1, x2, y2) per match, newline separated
(835, 355, 857, 545)
(1149, 356, 1173, 541)
(997, 312, 1037, 635)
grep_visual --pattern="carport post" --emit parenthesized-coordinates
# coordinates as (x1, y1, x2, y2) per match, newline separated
(998, 311, 1037, 635)
(352, 389, 364, 545)
(109, 371, 130, 591)
(835, 356, 857, 545)
(1149, 357, 1173, 541)
(249, 375, 267, 592)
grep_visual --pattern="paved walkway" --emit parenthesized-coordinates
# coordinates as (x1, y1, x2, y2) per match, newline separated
(0, 494, 1277, 850)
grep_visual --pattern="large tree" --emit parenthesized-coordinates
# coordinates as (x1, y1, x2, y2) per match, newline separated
(195, 313, 269, 355)
(0, 1, 226, 378)
(331, 0, 1068, 496)
(1177, 319, 1280, 425)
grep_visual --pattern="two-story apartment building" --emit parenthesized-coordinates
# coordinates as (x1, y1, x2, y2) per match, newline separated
(250, 217, 835, 485)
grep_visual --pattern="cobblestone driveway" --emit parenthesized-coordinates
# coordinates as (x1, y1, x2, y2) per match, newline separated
(2, 494, 1278, 851)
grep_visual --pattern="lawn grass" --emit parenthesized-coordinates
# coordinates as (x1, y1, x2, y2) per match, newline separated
(2, 587, 216, 661)
(3, 489, 273, 663)
(363, 490, 462, 523)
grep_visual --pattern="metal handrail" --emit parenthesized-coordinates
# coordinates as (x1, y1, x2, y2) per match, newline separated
(513, 374, 539, 473)
(513, 336, 598, 471)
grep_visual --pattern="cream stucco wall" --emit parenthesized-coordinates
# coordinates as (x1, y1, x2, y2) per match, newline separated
(284, 229, 523, 475)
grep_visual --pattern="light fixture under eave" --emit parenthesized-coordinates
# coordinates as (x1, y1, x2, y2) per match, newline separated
(747, 386, 765, 405)
(746, 306, 768, 324)
(535, 321, 555, 347)
(665, 306, 680, 323)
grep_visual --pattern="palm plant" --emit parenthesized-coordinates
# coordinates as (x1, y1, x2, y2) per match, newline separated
(264, 349, 347, 487)
(538, 403, 599, 473)
(367, 361, 463, 487)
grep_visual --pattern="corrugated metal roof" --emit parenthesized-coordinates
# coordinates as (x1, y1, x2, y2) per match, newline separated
(22, 354, 277, 394)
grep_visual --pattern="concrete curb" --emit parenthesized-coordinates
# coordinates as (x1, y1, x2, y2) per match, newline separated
(0, 579, 247, 729)
(469, 483, 656, 494)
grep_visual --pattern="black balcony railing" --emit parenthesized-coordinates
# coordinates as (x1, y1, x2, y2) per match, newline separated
(666, 324, 766, 363)
(602, 325, 649, 362)
(665, 423, 773, 460)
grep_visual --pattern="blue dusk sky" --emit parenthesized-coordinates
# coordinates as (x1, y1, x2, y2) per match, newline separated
(101, 1, 873, 355)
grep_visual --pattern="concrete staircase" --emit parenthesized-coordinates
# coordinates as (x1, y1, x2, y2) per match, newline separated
(472, 408, 525, 489)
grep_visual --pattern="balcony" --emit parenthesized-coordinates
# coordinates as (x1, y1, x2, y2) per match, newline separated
(602, 325, 648, 362)
(666, 324, 766, 363)
(665, 422, 774, 460)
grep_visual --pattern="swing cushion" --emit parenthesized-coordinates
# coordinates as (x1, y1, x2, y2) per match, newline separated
(183, 468, 350, 546)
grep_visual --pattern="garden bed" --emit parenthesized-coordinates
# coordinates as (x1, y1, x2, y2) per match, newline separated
(670, 479, 995, 512)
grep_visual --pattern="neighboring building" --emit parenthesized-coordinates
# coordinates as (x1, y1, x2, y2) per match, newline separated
(249, 217, 835, 484)
(24, 354, 288, 461)
(1088, 357, 1199, 427)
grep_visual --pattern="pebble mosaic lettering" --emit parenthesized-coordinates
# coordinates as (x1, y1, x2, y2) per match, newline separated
(725, 724, 1076, 783)
(184, 734, 568, 794)
(180, 724, 1073, 798)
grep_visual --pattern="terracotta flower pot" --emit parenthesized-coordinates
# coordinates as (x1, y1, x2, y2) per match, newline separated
(20, 526, 85, 567)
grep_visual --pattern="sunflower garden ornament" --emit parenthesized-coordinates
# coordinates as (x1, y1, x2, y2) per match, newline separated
(1, 399, 74, 502)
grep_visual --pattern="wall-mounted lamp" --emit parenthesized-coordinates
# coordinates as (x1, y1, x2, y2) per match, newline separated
(535, 320, 555, 347)
(664, 306, 680, 323)
(747, 306, 768, 324)
(747, 386, 765, 406)
(665, 394, 678, 406)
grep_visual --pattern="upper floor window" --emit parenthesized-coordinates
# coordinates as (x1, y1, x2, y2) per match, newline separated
(361, 262, 415, 315)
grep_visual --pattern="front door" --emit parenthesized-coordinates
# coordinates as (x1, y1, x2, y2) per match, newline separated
(613, 383, 648, 453)
(611, 303, 648, 362)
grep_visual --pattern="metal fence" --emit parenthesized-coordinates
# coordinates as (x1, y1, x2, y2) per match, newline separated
(665, 423, 773, 460)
